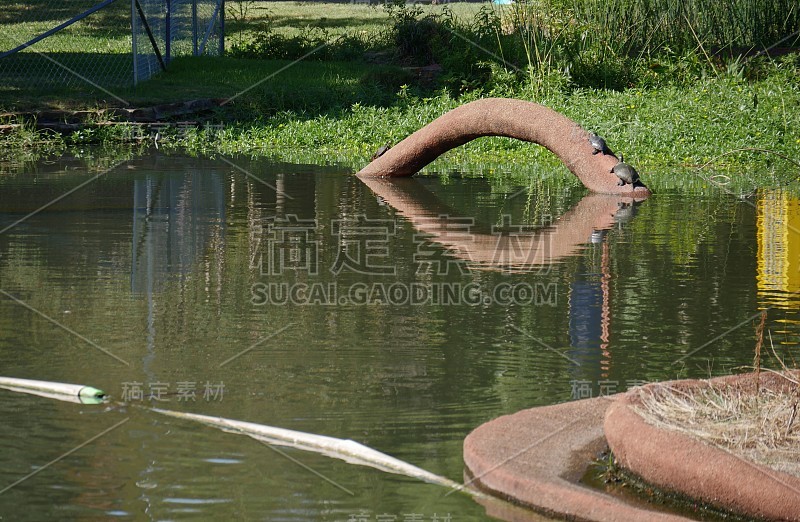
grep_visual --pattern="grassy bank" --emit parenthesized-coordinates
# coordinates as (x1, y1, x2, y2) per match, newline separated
(1, 1, 799, 192)
(5, 63, 798, 193)
(188, 69, 800, 189)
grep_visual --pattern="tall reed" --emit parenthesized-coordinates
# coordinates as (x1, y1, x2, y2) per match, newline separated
(568, 0, 800, 55)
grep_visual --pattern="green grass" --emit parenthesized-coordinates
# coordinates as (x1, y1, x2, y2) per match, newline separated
(134, 56, 408, 111)
(0, 55, 409, 113)
(569, 0, 800, 53)
(1, 1, 798, 194)
(0, 0, 131, 49)
(166, 68, 799, 193)
(225, 1, 483, 40)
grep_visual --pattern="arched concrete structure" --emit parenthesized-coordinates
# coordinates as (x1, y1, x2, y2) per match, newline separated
(358, 98, 651, 197)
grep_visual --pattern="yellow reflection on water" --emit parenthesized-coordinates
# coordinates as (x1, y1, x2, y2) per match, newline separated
(757, 190, 800, 341)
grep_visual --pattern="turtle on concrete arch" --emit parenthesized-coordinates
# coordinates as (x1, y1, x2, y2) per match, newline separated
(610, 154, 641, 187)
(588, 133, 610, 155)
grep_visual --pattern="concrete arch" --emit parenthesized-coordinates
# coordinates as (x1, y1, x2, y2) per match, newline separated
(358, 98, 651, 197)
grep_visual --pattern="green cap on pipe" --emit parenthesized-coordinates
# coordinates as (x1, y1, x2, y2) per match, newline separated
(78, 386, 107, 400)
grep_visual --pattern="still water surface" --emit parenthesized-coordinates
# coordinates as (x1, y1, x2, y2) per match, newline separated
(0, 152, 798, 521)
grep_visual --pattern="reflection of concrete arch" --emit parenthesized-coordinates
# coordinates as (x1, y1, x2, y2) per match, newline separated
(360, 176, 644, 269)
(358, 98, 651, 197)
(360, 176, 641, 383)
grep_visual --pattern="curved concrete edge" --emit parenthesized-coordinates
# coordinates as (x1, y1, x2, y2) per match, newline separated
(357, 98, 652, 197)
(463, 396, 691, 521)
(605, 371, 800, 522)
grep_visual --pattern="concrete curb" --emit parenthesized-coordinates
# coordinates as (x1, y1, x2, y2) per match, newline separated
(605, 371, 800, 521)
(463, 371, 799, 521)
(463, 396, 690, 521)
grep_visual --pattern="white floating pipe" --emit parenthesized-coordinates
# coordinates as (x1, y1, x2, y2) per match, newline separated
(152, 408, 480, 497)
(0, 377, 107, 404)
(0, 378, 483, 499)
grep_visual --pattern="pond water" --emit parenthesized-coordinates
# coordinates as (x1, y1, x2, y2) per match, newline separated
(0, 151, 798, 521)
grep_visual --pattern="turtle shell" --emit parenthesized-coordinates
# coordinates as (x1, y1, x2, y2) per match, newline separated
(588, 134, 608, 155)
(371, 144, 391, 161)
(612, 162, 640, 185)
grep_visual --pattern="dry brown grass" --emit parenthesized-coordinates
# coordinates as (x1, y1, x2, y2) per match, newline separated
(635, 374, 800, 478)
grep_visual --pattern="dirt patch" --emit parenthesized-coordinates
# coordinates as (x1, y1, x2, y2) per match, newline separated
(0, 98, 223, 134)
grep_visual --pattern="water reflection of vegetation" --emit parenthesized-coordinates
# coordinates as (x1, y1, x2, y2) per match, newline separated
(4, 155, 800, 521)
(1, 154, 796, 402)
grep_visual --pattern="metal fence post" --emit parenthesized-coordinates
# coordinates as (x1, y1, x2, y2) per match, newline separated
(132, 0, 138, 85)
(219, 0, 225, 56)
(192, 0, 198, 56)
(0, 0, 223, 87)
(165, 0, 171, 64)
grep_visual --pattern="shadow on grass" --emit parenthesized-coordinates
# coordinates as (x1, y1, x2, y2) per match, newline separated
(266, 15, 389, 31)
(0, 0, 132, 41)
(1, 0, 105, 26)
(0, 55, 415, 115)
(134, 56, 413, 115)
(0, 52, 133, 110)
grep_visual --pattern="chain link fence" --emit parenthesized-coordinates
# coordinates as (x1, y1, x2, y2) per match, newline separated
(0, 0, 224, 91)
(133, 0, 225, 84)
(0, 0, 133, 88)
